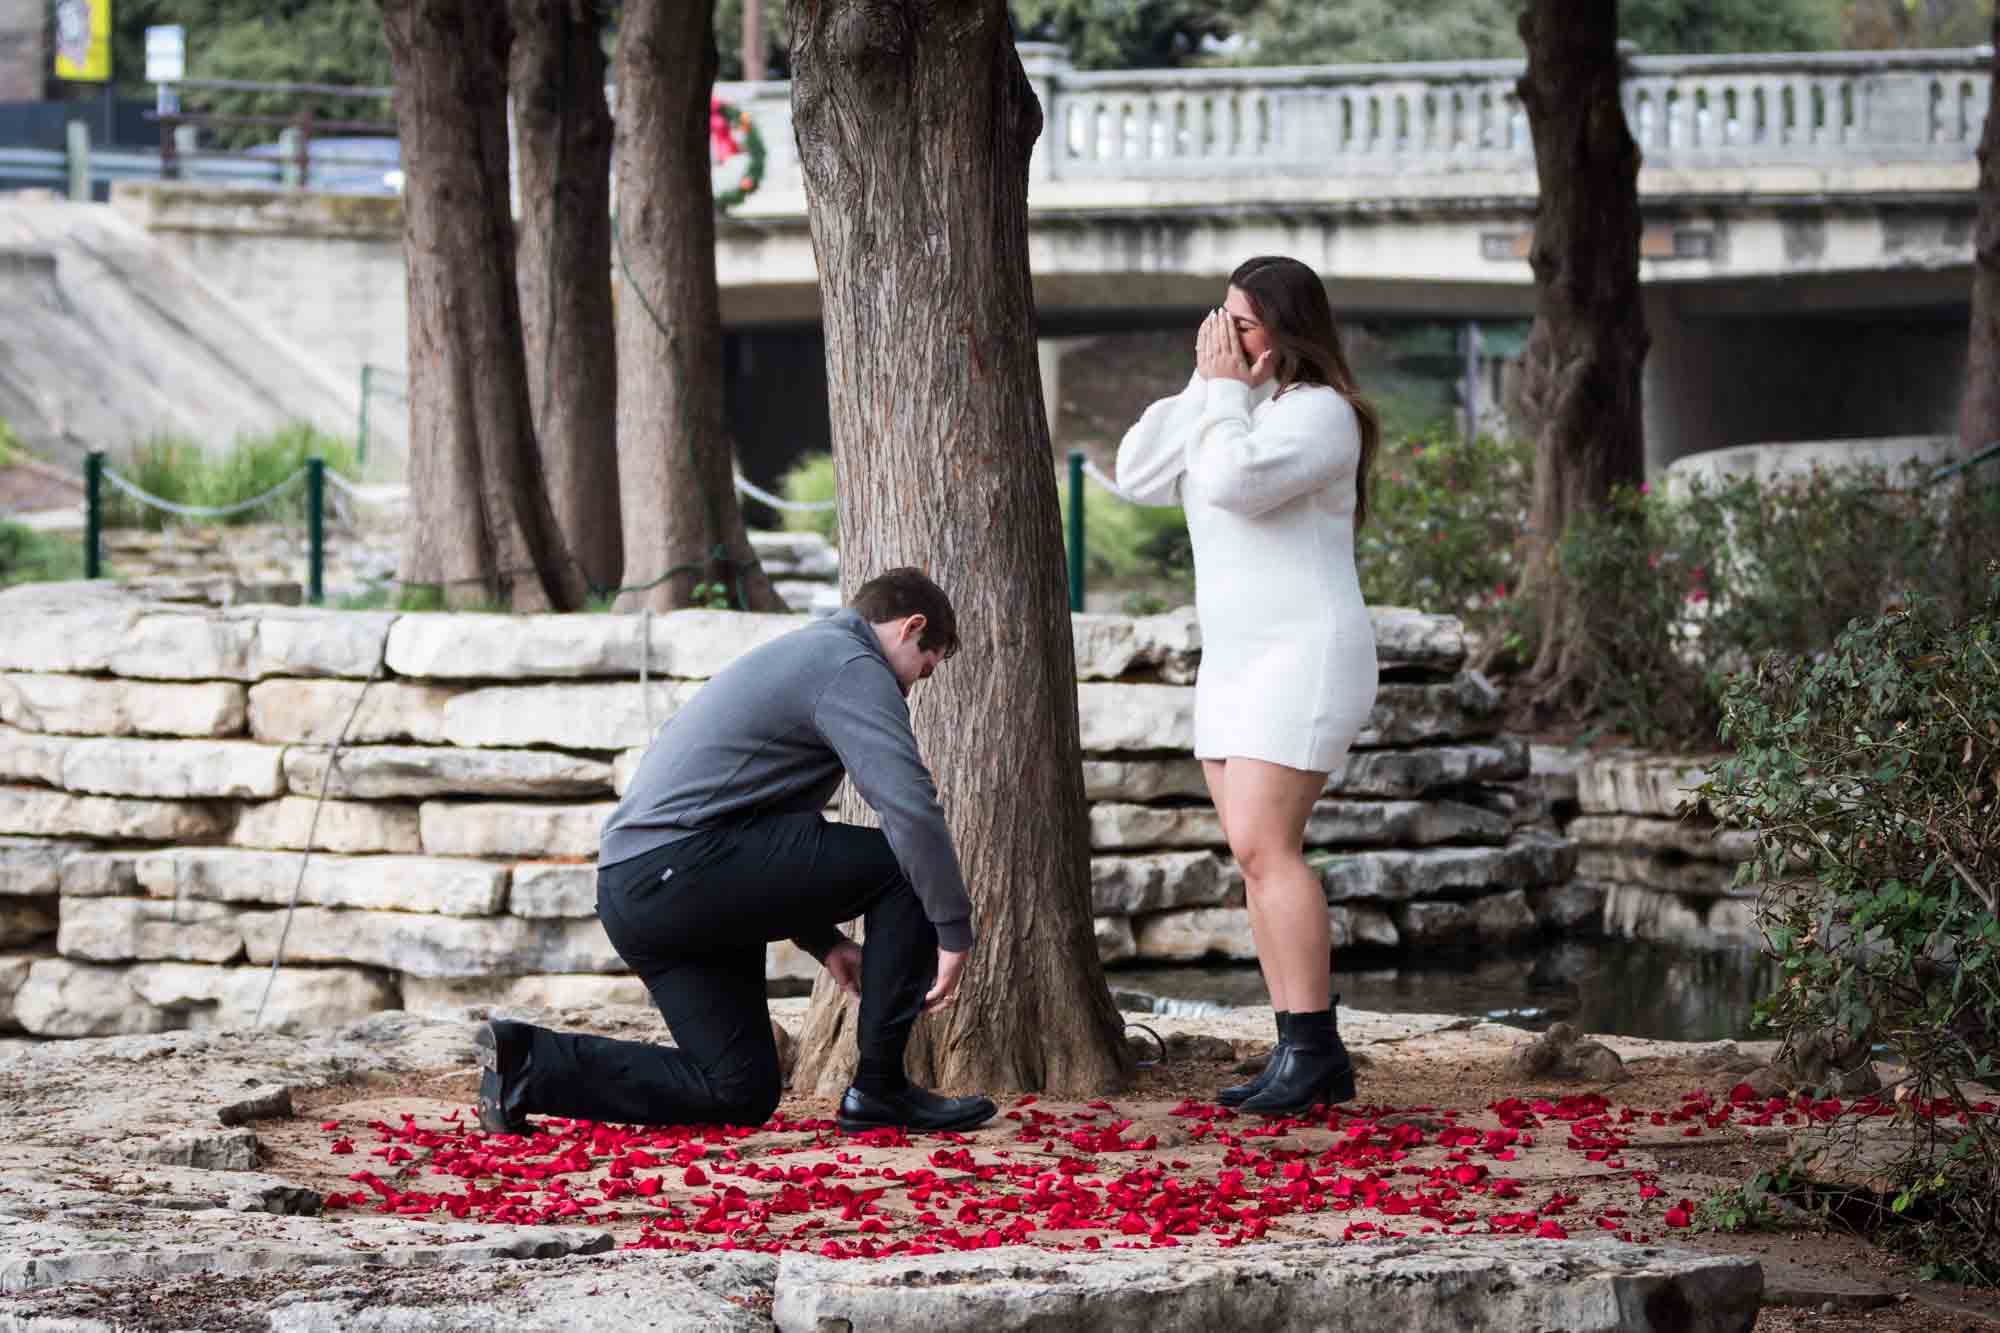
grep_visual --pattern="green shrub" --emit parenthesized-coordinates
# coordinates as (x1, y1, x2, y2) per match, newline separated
(0, 520, 85, 587)
(102, 424, 361, 531)
(777, 452, 838, 546)
(1703, 565, 2000, 1281)
(0, 416, 20, 468)
(1358, 430, 1533, 625)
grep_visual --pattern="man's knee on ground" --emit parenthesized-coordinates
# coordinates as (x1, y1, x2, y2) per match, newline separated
(711, 1067, 782, 1127)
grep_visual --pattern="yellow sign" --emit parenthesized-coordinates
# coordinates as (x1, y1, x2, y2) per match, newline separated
(53, 0, 113, 83)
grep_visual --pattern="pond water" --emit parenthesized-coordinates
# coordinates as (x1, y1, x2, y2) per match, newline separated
(1108, 938, 1782, 1044)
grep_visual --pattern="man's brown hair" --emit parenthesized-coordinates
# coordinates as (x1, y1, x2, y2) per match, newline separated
(850, 567, 960, 659)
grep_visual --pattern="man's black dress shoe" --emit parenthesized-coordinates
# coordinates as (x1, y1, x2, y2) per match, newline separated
(837, 1083, 998, 1134)
(474, 1019, 532, 1135)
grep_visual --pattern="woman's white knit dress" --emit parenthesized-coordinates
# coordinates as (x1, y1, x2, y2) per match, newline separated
(1115, 374, 1378, 774)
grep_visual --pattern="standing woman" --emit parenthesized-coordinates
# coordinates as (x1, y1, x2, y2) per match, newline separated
(1114, 255, 1380, 1114)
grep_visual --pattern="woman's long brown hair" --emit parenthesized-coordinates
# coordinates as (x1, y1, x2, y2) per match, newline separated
(1228, 255, 1380, 532)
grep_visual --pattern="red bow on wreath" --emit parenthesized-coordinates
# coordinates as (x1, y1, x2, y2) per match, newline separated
(708, 96, 740, 160)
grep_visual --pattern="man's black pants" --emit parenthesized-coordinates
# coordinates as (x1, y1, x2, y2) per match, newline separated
(502, 813, 937, 1128)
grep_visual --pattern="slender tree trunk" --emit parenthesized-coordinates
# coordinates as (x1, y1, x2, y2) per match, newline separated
(609, 0, 782, 612)
(510, 0, 622, 595)
(741, 0, 766, 82)
(381, 0, 584, 611)
(1511, 0, 1648, 702)
(785, 0, 1130, 1099)
(1961, 14, 2000, 462)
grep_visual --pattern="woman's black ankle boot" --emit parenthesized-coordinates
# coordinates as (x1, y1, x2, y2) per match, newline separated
(1217, 1010, 1290, 1107)
(1238, 1003, 1356, 1115)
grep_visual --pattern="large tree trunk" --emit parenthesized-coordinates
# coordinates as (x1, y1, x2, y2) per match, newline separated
(609, 0, 782, 612)
(785, 0, 1131, 1099)
(1961, 14, 2000, 463)
(381, 0, 584, 611)
(1511, 0, 1648, 704)
(509, 0, 622, 595)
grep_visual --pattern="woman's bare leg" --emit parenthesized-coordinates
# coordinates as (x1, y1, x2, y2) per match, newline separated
(1221, 757, 1331, 1014)
(1203, 759, 1286, 1012)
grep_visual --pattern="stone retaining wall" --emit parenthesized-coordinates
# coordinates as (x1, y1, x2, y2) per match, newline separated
(0, 578, 1587, 1038)
(1559, 750, 1758, 950)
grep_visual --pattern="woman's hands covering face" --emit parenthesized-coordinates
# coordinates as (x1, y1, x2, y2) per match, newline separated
(1195, 308, 1274, 386)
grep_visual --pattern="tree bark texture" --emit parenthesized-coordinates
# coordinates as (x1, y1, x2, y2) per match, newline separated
(380, 0, 584, 611)
(1961, 14, 2000, 463)
(609, 0, 782, 612)
(509, 0, 623, 595)
(1511, 0, 1649, 699)
(785, 0, 1131, 1099)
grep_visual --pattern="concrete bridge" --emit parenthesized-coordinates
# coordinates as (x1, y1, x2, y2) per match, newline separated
(92, 44, 1993, 478)
(710, 44, 1989, 473)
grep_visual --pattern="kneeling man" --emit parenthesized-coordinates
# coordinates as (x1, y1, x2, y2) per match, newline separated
(476, 567, 995, 1136)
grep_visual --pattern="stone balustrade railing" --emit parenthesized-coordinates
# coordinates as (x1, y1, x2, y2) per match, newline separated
(716, 43, 1991, 205)
(0, 578, 1584, 1039)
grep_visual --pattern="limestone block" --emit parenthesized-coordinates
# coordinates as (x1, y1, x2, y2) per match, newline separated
(134, 847, 509, 917)
(12, 958, 171, 1037)
(0, 587, 141, 672)
(401, 972, 651, 1015)
(1575, 750, 1719, 817)
(1131, 607, 1204, 684)
(1131, 907, 1257, 961)
(1076, 683, 1194, 753)
(247, 679, 453, 745)
(0, 836, 87, 896)
(510, 862, 597, 918)
(1369, 606, 1468, 672)
(1320, 832, 1577, 904)
(1565, 814, 1757, 863)
(386, 612, 645, 680)
(61, 737, 284, 800)
(1603, 884, 1764, 949)
(0, 953, 34, 1029)
(1528, 744, 1589, 807)
(1072, 615, 1143, 681)
(0, 894, 58, 945)
(1332, 904, 1401, 950)
(229, 797, 422, 854)
(613, 747, 644, 797)
(58, 848, 145, 898)
(0, 725, 71, 785)
(771, 1238, 1762, 1333)
(108, 613, 258, 681)
(647, 610, 805, 679)
(239, 608, 396, 678)
(283, 745, 613, 799)
(751, 530, 840, 579)
(767, 939, 819, 983)
(236, 907, 624, 977)
(1081, 758, 1208, 802)
(126, 961, 398, 1032)
(420, 801, 614, 860)
(0, 674, 245, 737)
(1334, 738, 1529, 797)
(1090, 799, 1507, 852)
(1355, 674, 1503, 748)
(1528, 880, 1606, 932)
(57, 896, 247, 963)
(1576, 848, 1738, 898)
(1396, 888, 1539, 948)
(1090, 850, 1235, 915)
(0, 785, 229, 841)
(1094, 915, 1137, 964)
(440, 682, 687, 752)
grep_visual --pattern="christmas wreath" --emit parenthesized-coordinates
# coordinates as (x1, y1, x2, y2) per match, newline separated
(710, 96, 765, 213)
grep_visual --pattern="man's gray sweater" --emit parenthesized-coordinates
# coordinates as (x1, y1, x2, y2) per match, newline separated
(598, 609, 974, 953)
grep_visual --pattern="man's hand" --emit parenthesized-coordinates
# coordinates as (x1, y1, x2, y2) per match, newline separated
(823, 939, 863, 999)
(923, 948, 968, 1013)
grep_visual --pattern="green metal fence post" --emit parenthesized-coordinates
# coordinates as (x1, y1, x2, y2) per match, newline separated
(83, 451, 103, 579)
(1066, 449, 1085, 613)
(357, 365, 372, 467)
(306, 457, 326, 604)
(65, 120, 91, 202)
